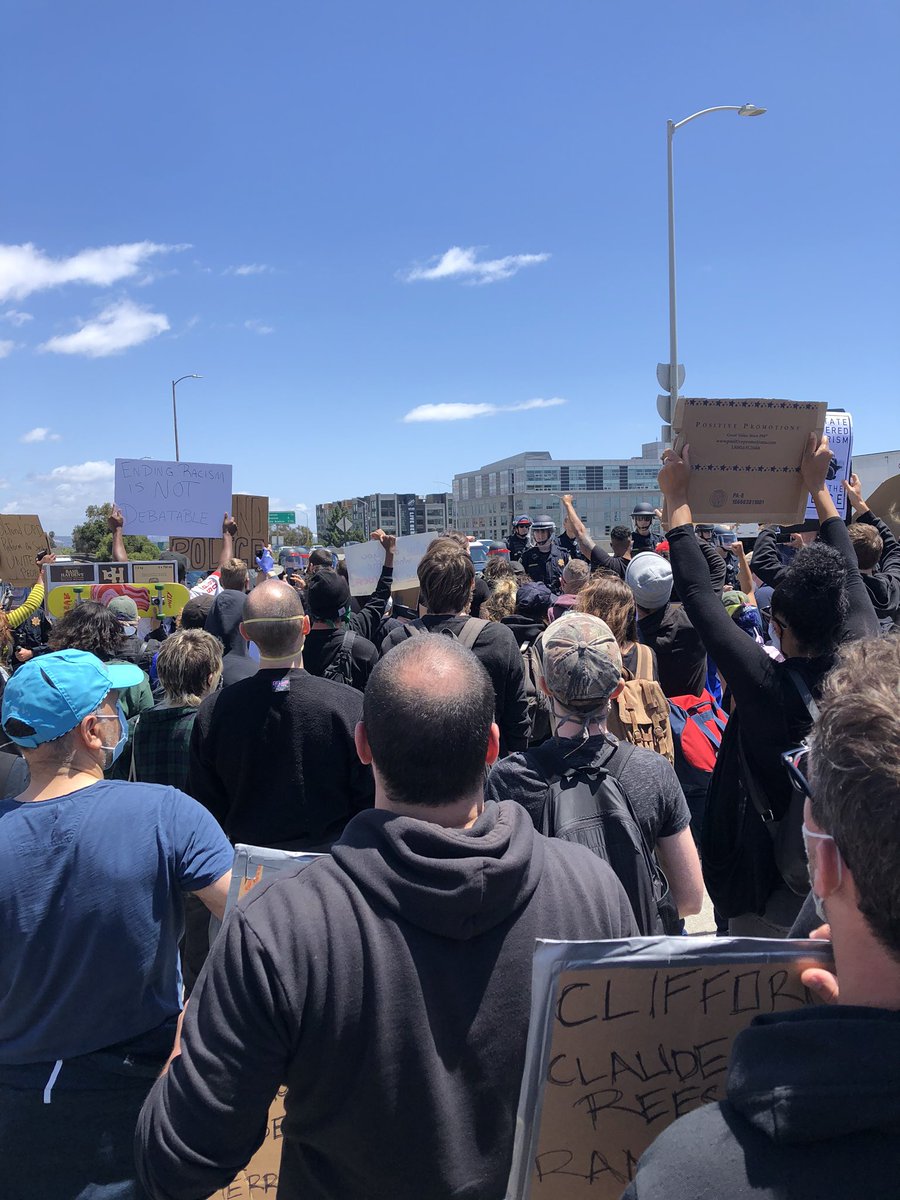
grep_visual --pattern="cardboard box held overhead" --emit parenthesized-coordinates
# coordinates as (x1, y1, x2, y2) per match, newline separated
(673, 398, 827, 525)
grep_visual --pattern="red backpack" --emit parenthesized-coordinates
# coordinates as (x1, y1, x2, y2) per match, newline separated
(667, 690, 728, 837)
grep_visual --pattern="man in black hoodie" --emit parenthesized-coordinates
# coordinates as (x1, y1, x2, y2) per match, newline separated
(137, 634, 638, 1200)
(622, 635, 900, 1200)
(204, 587, 257, 687)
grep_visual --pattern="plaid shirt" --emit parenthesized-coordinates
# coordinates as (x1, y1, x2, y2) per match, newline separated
(130, 705, 198, 790)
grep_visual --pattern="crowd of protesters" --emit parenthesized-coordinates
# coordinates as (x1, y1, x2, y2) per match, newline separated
(1, 432, 899, 1199)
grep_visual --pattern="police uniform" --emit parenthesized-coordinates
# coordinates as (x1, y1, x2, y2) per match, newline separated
(521, 541, 569, 593)
(505, 532, 530, 562)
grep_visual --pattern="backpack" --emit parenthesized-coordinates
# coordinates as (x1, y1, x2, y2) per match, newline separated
(531, 738, 679, 936)
(667, 690, 728, 838)
(0, 748, 29, 800)
(322, 629, 358, 687)
(404, 618, 489, 652)
(520, 637, 552, 746)
(607, 645, 674, 764)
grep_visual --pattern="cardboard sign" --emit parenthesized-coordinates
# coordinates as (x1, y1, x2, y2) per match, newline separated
(506, 936, 833, 1200)
(169, 495, 268, 573)
(804, 411, 853, 521)
(343, 532, 436, 596)
(865, 473, 900, 540)
(0, 514, 49, 587)
(206, 1088, 286, 1200)
(673, 398, 827, 524)
(115, 458, 232, 537)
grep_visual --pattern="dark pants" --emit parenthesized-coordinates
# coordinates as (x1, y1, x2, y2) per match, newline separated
(0, 1049, 165, 1199)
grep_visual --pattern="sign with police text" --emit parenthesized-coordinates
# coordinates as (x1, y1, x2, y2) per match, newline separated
(804, 411, 853, 522)
(672, 398, 826, 524)
(115, 458, 233, 537)
(0, 514, 49, 587)
(505, 937, 832, 1200)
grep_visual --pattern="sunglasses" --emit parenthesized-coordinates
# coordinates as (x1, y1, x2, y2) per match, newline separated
(781, 745, 811, 799)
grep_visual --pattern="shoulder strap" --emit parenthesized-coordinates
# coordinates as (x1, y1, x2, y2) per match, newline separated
(456, 617, 489, 651)
(403, 622, 427, 638)
(127, 715, 141, 782)
(633, 642, 652, 680)
(342, 629, 357, 655)
(785, 668, 820, 722)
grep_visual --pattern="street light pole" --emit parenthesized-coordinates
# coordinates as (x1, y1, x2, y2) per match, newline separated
(171, 374, 202, 462)
(660, 103, 766, 442)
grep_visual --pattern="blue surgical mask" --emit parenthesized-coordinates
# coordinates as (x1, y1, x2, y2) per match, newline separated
(95, 704, 128, 767)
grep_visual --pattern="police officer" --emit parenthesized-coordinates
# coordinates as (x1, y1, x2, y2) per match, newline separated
(712, 525, 741, 590)
(520, 515, 569, 593)
(631, 502, 662, 553)
(505, 515, 532, 561)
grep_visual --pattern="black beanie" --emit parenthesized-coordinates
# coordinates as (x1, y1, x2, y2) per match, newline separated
(307, 568, 351, 620)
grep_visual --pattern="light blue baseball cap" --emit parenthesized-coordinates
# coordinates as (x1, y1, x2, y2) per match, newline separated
(1, 650, 144, 748)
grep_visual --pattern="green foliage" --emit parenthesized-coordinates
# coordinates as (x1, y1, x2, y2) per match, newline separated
(71, 502, 165, 560)
(271, 523, 315, 546)
(323, 506, 365, 547)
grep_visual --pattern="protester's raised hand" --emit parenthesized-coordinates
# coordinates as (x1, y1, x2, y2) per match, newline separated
(800, 433, 833, 494)
(222, 513, 238, 537)
(561, 494, 574, 509)
(841, 473, 867, 512)
(658, 445, 691, 501)
(107, 505, 124, 531)
(374, 529, 397, 556)
(800, 923, 838, 1004)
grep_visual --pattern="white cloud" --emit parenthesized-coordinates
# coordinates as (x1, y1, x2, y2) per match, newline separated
(225, 263, 273, 276)
(39, 300, 169, 358)
(37, 461, 115, 485)
(1, 501, 22, 514)
(20, 427, 62, 444)
(245, 318, 274, 335)
(0, 339, 16, 358)
(3, 309, 32, 326)
(400, 245, 550, 286)
(0, 241, 189, 302)
(403, 397, 567, 423)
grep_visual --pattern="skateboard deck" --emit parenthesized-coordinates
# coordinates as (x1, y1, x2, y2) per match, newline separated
(47, 581, 190, 619)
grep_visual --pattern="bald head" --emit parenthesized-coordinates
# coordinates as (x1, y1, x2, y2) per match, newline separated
(242, 580, 306, 657)
(364, 634, 495, 808)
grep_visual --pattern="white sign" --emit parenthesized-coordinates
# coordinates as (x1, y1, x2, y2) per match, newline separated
(805, 411, 853, 522)
(115, 458, 233, 537)
(343, 532, 436, 596)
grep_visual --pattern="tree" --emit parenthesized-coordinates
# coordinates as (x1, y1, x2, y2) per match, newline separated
(46, 531, 57, 549)
(71, 502, 163, 561)
(271, 523, 315, 546)
(323, 506, 365, 548)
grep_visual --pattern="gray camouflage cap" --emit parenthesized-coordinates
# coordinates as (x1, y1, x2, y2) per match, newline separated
(541, 612, 623, 711)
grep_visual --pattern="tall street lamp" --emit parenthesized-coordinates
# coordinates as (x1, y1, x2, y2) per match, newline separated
(658, 103, 766, 442)
(171, 374, 202, 462)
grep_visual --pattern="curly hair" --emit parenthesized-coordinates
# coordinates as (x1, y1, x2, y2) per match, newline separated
(48, 601, 124, 662)
(575, 571, 637, 648)
(482, 576, 518, 622)
(483, 556, 515, 586)
(771, 543, 848, 656)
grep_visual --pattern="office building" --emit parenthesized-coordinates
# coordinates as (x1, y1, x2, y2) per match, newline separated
(315, 493, 453, 541)
(451, 445, 664, 541)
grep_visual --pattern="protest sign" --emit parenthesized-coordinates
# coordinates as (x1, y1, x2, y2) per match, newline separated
(44, 561, 177, 589)
(343, 531, 436, 596)
(169, 494, 268, 572)
(0, 515, 49, 587)
(673, 398, 827, 524)
(506, 936, 833, 1200)
(115, 458, 232, 538)
(805, 411, 853, 521)
(866, 473, 900, 540)
(206, 1088, 286, 1200)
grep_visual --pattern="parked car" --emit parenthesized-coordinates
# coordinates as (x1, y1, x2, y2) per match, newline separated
(279, 546, 309, 571)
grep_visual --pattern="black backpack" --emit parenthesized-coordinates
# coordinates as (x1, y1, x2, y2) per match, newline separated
(0, 749, 29, 800)
(322, 630, 358, 687)
(530, 738, 679, 936)
(520, 637, 552, 746)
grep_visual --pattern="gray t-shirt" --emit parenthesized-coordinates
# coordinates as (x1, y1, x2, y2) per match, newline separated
(484, 734, 691, 850)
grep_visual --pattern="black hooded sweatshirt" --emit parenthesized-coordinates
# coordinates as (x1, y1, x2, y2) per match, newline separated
(135, 800, 637, 1200)
(623, 1005, 900, 1200)
(204, 589, 258, 687)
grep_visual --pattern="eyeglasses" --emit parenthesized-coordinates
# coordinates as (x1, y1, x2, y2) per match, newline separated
(781, 744, 812, 799)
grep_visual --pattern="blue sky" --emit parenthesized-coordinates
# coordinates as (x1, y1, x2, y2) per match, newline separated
(2, 0, 898, 533)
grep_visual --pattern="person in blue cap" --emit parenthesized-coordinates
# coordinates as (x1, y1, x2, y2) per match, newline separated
(0, 649, 234, 1200)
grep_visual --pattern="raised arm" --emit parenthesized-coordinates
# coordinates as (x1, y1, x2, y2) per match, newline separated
(734, 541, 756, 603)
(845, 473, 900, 585)
(108, 505, 128, 562)
(562, 494, 596, 558)
(354, 529, 396, 639)
(748, 525, 786, 589)
(218, 513, 237, 572)
(5, 555, 52, 629)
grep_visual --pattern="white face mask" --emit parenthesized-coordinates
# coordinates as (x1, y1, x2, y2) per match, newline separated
(802, 823, 842, 922)
(768, 619, 782, 653)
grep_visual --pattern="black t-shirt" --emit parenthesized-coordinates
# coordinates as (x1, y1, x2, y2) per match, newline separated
(470, 577, 490, 617)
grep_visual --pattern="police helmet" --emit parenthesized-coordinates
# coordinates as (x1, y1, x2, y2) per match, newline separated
(632, 502, 656, 518)
(531, 514, 556, 532)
